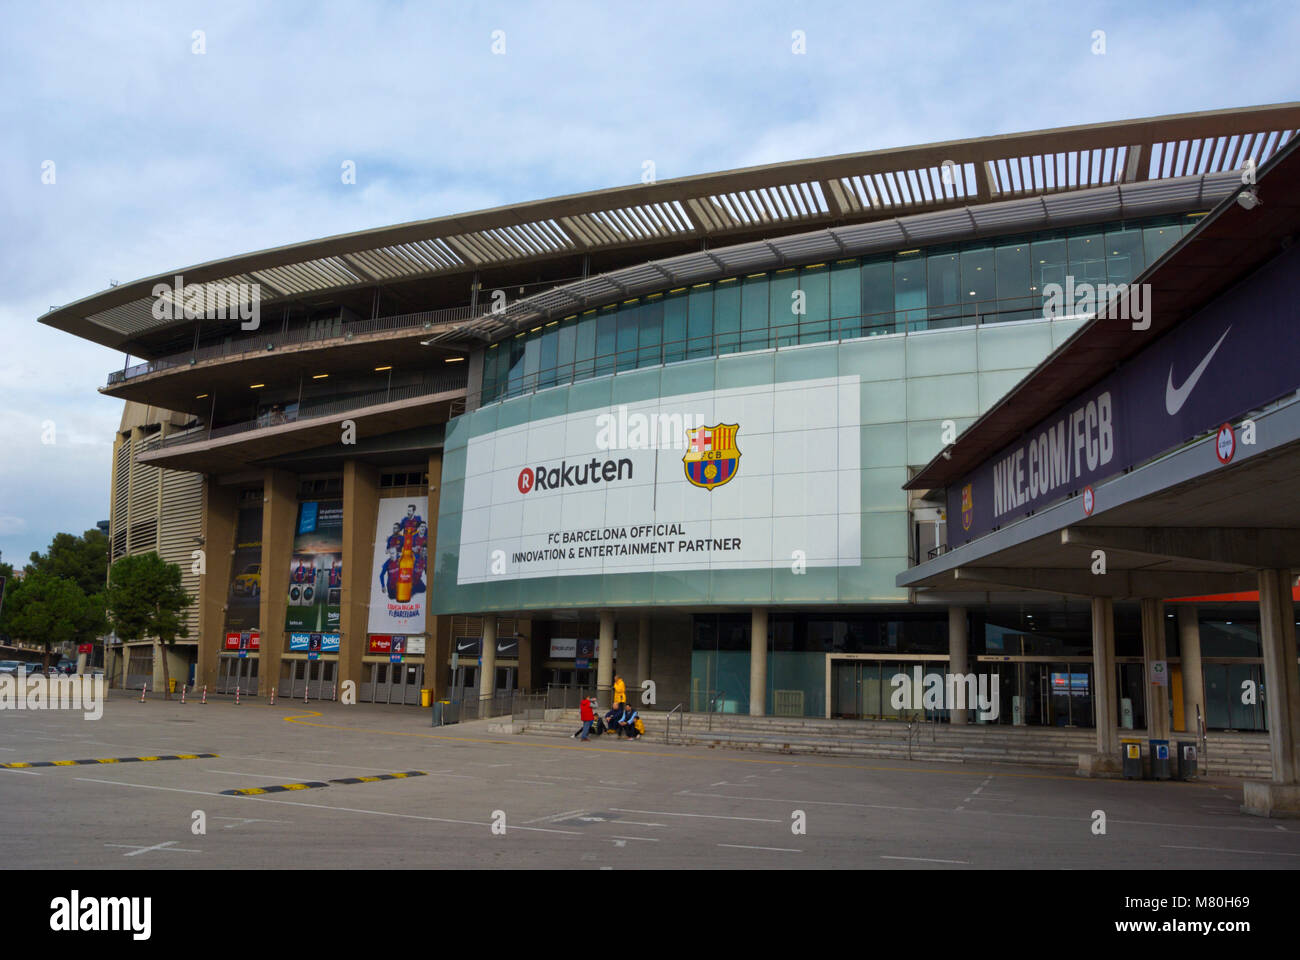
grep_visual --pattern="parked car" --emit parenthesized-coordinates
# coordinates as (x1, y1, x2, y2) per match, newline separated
(56, 660, 76, 675)
(0, 660, 21, 675)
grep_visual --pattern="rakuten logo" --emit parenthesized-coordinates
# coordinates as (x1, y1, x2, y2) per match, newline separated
(517, 458, 633, 494)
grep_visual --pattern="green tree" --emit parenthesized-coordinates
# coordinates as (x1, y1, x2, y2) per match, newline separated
(2, 570, 106, 670)
(106, 552, 193, 700)
(27, 529, 109, 596)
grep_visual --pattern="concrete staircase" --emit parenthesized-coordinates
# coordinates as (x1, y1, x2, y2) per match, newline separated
(521, 710, 1274, 778)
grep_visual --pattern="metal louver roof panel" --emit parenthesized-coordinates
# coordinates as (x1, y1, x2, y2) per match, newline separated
(896, 207, 976, 241)
(1041, 184, 1121, 220)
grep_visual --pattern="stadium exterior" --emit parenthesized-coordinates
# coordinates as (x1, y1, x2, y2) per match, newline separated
(43, 105, 1300, 762)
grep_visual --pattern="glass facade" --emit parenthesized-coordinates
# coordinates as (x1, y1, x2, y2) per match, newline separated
(480, 213, 1205, 404)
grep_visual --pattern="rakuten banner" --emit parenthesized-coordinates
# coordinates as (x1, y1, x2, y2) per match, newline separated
(456, 376, 861, 583)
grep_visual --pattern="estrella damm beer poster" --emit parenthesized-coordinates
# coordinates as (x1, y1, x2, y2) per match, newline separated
(367, 497, 429, 635)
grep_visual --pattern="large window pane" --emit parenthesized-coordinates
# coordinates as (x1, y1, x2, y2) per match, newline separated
(960, 246, 995, 321)
(616, 303, 639, 372)
(830, 260, 860, 338)
(522, 328, 541, 392)
(1068, 230, 1106, 284)
(638, 295, 663, 367)
(687, 284, 714, 359)
(799, 263, 830, 344)
(575, 312, 597, 380)
(927, 249, 960, 326)
(862, 260, 894, 334)
(994, 239, 1033, 322)
(741, 274, 770, 351)
(1143, 223, 1180, 265)
(482, 343, 501, 403)
(768, 269, 799, 346)
(663, 290, 688, 364)
(556, 316, 577, 386)
(594, 307, 617, 377)
(714, 279, 740, 355)
(538, 321, 559, 388)
(894, 253, 926, 331)
(1105, 227, 1144, 285)
(1031, 235, 1068, 308)
(506, 333, 526, 396)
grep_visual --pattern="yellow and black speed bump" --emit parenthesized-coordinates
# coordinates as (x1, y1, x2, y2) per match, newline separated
(2, 752, 217, 769)
(221, 771, 425, 796)
(328, 771, 425, 785)
(222, 781, 330, 796)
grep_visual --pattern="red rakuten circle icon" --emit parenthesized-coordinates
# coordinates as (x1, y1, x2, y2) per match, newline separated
(517, 468, 534, 494)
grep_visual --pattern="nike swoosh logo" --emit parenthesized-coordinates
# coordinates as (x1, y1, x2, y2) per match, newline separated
(456, 642, 477, 652)
(1165, 326, 1231, 416)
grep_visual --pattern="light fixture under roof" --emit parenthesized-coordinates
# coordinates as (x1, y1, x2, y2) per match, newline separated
(312, 373, 329, 379)
(250, 383, 264, 389)
(374, 365, 392, 371)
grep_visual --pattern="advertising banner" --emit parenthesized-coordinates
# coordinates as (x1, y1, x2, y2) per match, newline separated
(224, 630, 261, 651)
(224, 504, 263, 632)
(455, 375, 861, 583)
(947, 244, 1300, 545)
(367, 497, 429, 635)
(289, 633, 340, 652)
(285, 500, 343, 633)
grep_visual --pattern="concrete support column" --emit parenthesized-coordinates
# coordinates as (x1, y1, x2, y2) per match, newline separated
(258, 469, 298, 697)
(749, 607, 768, 717)
(1244, 569, 1300, 817)
(340, 460, 379, 700)
(948, 606, 969, 725)
(197, 476, 237, 693)
(478, 616, 497, 716)
(1079, 597, 1120, 776)
(1141, 597, 1170, 740)
(637, 615, 651, 699)
(597, 611, 615, 700)
(1177, 605, 1206, 735)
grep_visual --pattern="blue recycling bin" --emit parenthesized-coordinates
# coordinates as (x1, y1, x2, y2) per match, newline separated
(1149, 739, 1171, 780)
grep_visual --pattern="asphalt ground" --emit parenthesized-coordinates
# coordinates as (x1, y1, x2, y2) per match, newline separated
(2, 691, 1296, 870)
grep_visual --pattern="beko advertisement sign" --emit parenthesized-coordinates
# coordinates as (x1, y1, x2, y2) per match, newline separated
(456, 375, 862, 583)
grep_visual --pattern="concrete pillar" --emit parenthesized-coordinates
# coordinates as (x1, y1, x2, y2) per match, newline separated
(340, 460, 379, 699)
(637, 615, 651, 700)
(198, 476, 238, 693)
(597, 611, 615, 699)
(1141, 597, 1170, 740)
(478, 616, 497, 716)
(1244, 569, 1300, 816)
(749, 607, 768, 717)
(258, 469, 297, 697)
(948, 606, 969, 725)
(1079, 596, 1120, 776)
(1177, 605, 1206, 735)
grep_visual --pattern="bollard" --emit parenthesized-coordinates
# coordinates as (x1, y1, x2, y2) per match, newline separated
(269, 686, 276, 706)
(139, 683, 147, 702)
(235, 685, 241, 705)
(180, 684, 186, 705)
(201, 685, 207, 705)
(332, 683, 337, 702)
(304, 683, 309, 705)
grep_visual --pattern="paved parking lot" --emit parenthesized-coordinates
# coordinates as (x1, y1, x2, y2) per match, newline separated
(2, 692, 1296, 869)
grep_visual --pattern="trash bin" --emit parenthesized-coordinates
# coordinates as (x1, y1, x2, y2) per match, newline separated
(168, 678, 177, 694)
(432, 699, 453, 727)
(1120, 738, 1143, 779)
(420, 689, 432, 708)
(1176, 741, 1199, 781)
(1149, 739, 1171, 780)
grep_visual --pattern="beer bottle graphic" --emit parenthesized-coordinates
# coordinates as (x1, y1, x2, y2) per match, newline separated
(396, 529, 415, 603)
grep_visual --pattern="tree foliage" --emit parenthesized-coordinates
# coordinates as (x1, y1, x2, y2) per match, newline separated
(106, 552, 193, 698)
(2, 570, 106, 665)
(27, 529, 108, 596)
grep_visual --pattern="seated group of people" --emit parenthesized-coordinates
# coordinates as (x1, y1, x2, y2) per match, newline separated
(576, 687, 644, 741)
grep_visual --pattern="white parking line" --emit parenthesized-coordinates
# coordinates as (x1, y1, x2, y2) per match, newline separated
(611, 808, 780, 823)
(882, 855, 969, 864)
(678, 791, 928, 812)
(523, 808, 587, 824)
(1162, 844, 1300, 858)
(611, 836, 660, 842)
(717, 843, 800, 853)
(0, 768, 41, 776)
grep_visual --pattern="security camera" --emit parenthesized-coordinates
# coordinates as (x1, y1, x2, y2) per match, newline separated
(1237, 189, 1262, 210)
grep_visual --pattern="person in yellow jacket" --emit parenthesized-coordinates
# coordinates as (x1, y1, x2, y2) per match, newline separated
(613, 675, 626, 706)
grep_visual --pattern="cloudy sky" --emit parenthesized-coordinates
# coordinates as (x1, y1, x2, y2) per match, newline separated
(1, 0, 1296, 565)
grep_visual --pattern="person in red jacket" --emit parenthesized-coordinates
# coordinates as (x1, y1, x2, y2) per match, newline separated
(577, 696, 596, 741)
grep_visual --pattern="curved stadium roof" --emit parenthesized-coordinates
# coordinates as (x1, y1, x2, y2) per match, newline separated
(40, 103, 1300, 355)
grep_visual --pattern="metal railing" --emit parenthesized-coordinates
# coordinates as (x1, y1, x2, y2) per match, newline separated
(155, 370, 468, 449)
(665, 703, 684, 744)
(545, 683, 598, 711)
(106, 304, 479, 386)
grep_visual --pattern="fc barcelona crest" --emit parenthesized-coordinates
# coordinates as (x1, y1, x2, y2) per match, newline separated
(961, 483, 973, 532)
(684, 423, 741, 491)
